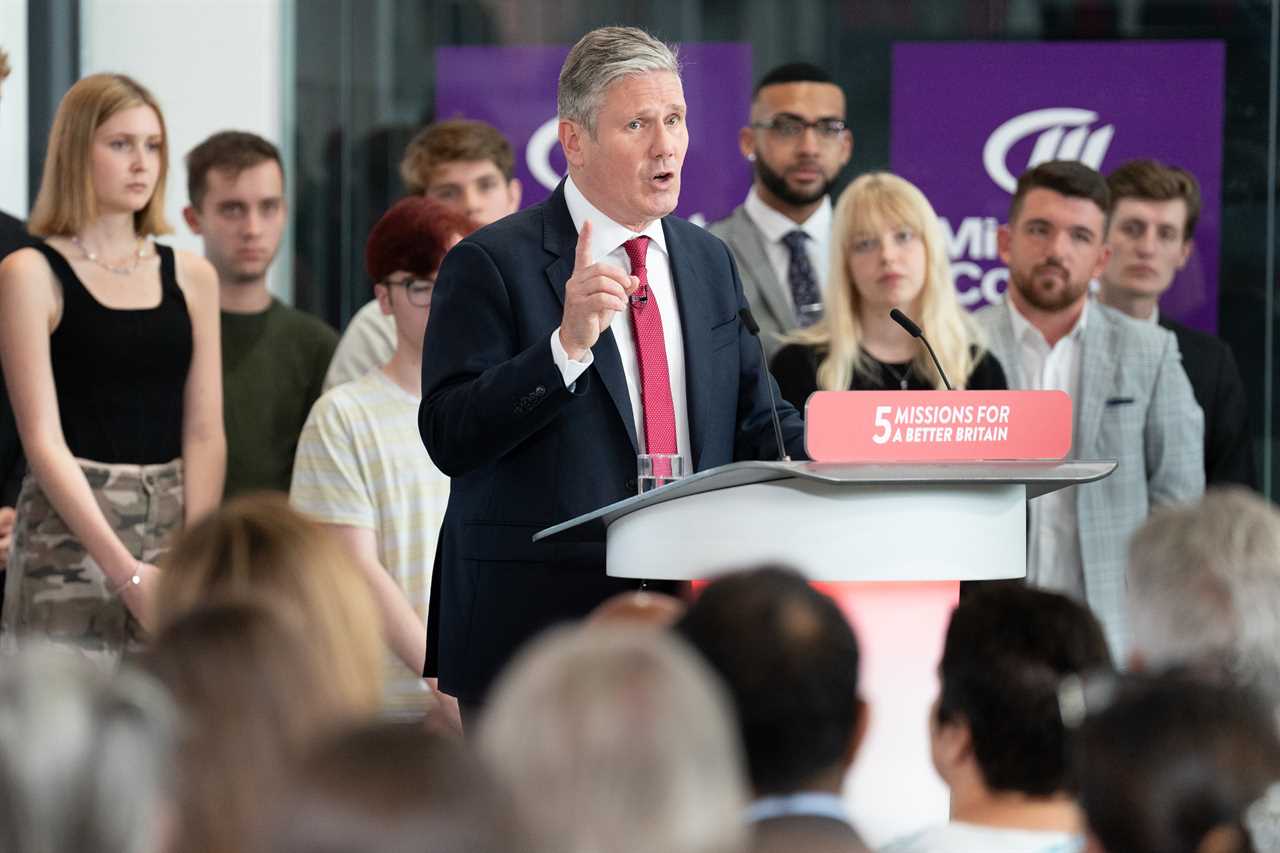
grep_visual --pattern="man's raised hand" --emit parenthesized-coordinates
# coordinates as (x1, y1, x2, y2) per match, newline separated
(559, 220, 639, 360)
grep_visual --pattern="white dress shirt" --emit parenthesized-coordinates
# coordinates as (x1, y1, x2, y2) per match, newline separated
(743, 187, 833, 307)
(1007, 297, 1089, 601)
(548, 176, 692, 461)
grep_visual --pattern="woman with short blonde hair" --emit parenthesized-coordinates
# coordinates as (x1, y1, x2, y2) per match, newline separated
(0, 73, 223, 664)
(156, 492, 384, 713)
(771, 172, 1005, 408)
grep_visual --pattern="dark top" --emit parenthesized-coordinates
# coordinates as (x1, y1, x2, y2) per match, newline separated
(221, 299, 338, 497)
(0, 211, 34, 504)
(38, 241, 192, 464)
(770, 342, 1008, 412)
(1159, 315, 1256, 488)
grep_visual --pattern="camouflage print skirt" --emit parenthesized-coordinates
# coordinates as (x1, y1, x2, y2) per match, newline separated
(0, 457, 183, 668)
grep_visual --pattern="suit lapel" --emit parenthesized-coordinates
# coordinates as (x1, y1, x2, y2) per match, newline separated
(663, 219, 711, 471)
(989, 303, 1027, 389)
(727, 207, 793, 330)
(542, 183, 637, 451)
(1076, 304, 1117, 455)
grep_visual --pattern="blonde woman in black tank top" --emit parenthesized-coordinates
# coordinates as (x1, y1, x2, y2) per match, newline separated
(0, 73, 223, 664)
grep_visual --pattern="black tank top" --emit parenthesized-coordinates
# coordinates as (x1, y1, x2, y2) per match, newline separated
(37, 241, 192, 464)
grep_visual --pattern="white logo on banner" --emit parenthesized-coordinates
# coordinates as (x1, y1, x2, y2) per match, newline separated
(982, 108, 1115, 193)
(527, 116, 563, 191)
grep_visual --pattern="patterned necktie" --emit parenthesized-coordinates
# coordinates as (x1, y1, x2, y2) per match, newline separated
(781, 229, 823, 327)
(623, 236, 677, 461)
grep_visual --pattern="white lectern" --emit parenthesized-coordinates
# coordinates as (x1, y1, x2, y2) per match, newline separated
(536, 459, 1116, 846)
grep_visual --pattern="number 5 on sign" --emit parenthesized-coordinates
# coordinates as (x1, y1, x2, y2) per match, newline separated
(873, 406, 892, 445)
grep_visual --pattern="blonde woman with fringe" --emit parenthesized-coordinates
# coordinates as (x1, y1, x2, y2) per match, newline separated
(771, 172, 1005, 411)
(0, 73, 223, 664)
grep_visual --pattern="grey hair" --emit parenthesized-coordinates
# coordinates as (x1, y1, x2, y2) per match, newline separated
(557, 26, 680, 134)
(478, 625, 747, 853)
(0, 645, 178, 853)
(1127, 487, 1280, 702)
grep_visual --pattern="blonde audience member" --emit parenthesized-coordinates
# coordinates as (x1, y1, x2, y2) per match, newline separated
(0, 645, 178, 853)
(155, 492, 383, 713)
(145, 601, 368, 853)
(480, 625, 748, 853)
(0, 73, 223, 661)
(770, 172, 1005, 410)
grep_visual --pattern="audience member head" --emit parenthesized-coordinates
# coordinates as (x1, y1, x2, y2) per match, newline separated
(29, 72, 172, 237)
(264, 721, 522, 853)
(1128, 487, 1280, 703)
(0, 645, 177, 853)
(934, 583, 1112, 800)
(587, 590, 686, 628)
(144, 601, 359, 853)
(399, 118, 521, 225)
(1072, 673, 1280, 853)
(182, 130, 287, 285)
(1000, 160, 1110, 319)
(675, 566, 864, 796)
(0, 47, 10, 96)
(1100, 158, 1201, 317)
(807, 171, 982, 391)
(740, 62, 851, 215)
(557, 27, 684, 230)
(479, 625, 747, 853)
(365, 195, 474, 356)
(156, 492, 383, 713)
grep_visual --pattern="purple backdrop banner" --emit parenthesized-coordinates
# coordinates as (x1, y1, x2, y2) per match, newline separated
(890, 41, 1225, 332)
(435, 43, 753, 227)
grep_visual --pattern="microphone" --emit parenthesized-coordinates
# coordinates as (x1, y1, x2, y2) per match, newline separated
(889, 308, 954, 391)
(738, 307, 790, 462)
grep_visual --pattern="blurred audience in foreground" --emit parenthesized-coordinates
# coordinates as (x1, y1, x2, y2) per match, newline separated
(0, 645, 178, 853)
(884, 583, 1112, 853)
(479, 625, 749, 853)
(1071, 673, 1280, 853)
(676, 566, 869, 853)
(144, 601, 367, 853)
(263, 721, 523, 853)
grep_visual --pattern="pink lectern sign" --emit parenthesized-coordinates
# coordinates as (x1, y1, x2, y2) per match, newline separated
(805, 390, 1072, 462)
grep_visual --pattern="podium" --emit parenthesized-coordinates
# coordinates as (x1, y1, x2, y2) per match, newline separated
(536, 458, 1116, 845)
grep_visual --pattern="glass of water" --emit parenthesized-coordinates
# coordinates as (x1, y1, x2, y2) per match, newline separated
(637, 453, 687, 494)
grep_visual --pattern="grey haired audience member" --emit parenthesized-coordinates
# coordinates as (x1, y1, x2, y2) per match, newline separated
(674, 566, 869, 853)
(1126, 486, 1280, 850)
(1127, 486, 1280, 699)
(0, 646, 178, 853)
(478, 625, 748, 853)
(1073, 673, 1280, 853)
(263, 721, 524, 853)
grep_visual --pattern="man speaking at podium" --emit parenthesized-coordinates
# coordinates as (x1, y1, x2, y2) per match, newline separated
(419, 26, 806, 709)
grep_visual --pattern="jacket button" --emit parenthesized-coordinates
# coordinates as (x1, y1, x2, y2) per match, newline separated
(534, 385, 547, 397)
(624, 478, 637, 492)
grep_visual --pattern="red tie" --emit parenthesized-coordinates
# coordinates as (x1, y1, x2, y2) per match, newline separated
(623, 237, 677, 465)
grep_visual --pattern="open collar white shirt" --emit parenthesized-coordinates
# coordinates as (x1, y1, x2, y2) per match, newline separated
(1007, 296, 1089, 602)
(549, 176, 691, 460)
(743, 187, 833, 305)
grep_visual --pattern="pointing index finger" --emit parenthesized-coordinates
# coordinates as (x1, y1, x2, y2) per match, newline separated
(574, 220, 593, 272)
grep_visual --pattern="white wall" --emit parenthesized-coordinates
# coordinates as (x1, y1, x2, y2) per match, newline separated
(0, 0, 28, 218)
(80, 0, 292, 300)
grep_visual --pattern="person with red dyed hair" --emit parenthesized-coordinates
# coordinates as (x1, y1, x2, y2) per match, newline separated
(290, 196, 472, 723)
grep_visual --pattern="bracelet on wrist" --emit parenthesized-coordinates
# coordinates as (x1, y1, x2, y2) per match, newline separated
(110, 563, 143, 596)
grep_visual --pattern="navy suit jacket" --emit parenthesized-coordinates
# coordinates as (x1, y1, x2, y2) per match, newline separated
(419, 183, 805, 703)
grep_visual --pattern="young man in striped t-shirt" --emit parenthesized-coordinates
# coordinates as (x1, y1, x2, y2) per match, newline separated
(290, 197, 473, 719)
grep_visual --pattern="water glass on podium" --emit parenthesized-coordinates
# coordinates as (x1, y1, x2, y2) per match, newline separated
(637, 453, 686, 494)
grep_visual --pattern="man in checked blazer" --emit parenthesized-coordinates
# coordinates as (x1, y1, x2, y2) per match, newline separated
(974, 160, 1204, 657)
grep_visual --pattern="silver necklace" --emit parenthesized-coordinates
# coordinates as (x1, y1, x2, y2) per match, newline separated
(71, 235, 153, 275)
(884, 361, 912, 390)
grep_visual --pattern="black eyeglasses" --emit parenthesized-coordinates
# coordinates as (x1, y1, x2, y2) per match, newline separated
(750, 114, 848, 140)
(382, 276, 435, 307)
